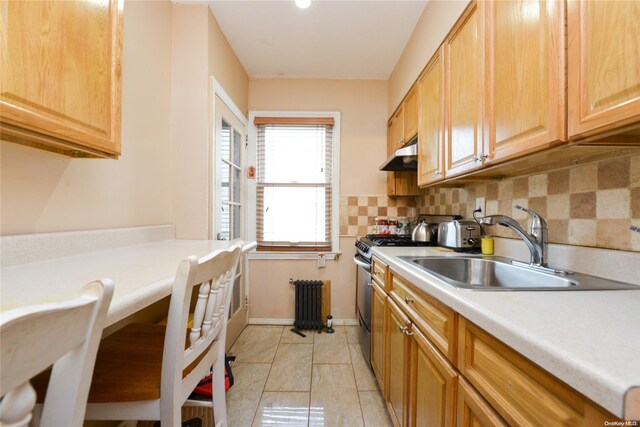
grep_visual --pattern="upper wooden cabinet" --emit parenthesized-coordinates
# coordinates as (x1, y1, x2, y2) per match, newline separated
(417, 46, 445, 187)
(0, 0, 123, 158)
(567, 0, 640, 140)
(386, 116, 423, 197)
(403, 86, 418, 145)
(484, 0, 566, 164)
(393, 106, 405, 151)
(445, 1, 485, 178)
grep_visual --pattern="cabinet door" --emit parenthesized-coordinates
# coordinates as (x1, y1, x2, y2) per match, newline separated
(386, 298, 411, 427)
(0, 0, 123, 158)
(445, 1, 485, 178)
(568, 0, 640, 139)
(457, 378, 507, 427)
(408, 327, 457, 427)
(485, 0, 566, 164)
(417, 46, 445, 187)
(371, 281, 387, 395)
(394, 106, 405, 150)
(403, 86, 419, 144)
(387, 120, 398, 196)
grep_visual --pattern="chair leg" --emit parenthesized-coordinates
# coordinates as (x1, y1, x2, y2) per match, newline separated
(211, 355, 227, 427)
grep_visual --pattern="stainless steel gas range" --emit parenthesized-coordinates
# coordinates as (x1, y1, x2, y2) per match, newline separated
(353, 215, 460, 367)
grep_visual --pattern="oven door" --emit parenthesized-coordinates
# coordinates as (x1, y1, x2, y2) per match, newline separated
(354, 254, 372, 365)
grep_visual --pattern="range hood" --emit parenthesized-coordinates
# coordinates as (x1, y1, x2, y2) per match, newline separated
(379, 140, 418, 171)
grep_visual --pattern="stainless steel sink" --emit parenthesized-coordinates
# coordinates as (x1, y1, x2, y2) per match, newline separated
(398, 256, 639, 291)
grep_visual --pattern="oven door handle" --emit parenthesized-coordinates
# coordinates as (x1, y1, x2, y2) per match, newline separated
(353, 254, 372, 272)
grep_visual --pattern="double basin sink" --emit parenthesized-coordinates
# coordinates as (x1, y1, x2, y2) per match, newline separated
(398, 256, 639, 291)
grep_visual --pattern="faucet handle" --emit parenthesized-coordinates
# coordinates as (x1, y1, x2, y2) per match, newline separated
(513, 204, 547, 231)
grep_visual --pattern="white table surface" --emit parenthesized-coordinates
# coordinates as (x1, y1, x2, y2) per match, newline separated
(1, 240, 256, 327)
(372, 246, 640, 419)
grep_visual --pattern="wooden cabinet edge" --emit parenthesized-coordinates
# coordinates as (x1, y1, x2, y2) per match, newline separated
(457, 377, 508, 427)
(1, 122, 119, 159)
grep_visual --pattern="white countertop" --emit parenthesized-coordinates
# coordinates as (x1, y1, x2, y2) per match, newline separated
(371, 246, 640, 419)
(1, 239, 256, 327)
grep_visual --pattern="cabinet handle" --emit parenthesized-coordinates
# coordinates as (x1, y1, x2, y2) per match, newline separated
(399, 137, 404, 145)
(435, 170, 442, 176)
(404, 296, 414, 304)
(399, 325, 414, 336)
(472, 152, 488, 163)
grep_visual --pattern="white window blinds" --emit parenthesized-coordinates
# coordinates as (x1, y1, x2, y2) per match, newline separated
(256, 122, 333, 250)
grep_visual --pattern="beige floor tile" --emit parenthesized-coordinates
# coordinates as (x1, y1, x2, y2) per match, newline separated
(359, 391, 393, 427)
(252, 392, 310, 427)
(231, 325, 283, 363)
(280, 327, 316, 344)
(313, 337, 351, 364)
(345, 325, 360, 344)
(315, 326, 347, 343)
(349, 343, 378, 391)
(226, 363, 271, 427)
(310, 364, 363, 427)
(265, 344, 313, 392)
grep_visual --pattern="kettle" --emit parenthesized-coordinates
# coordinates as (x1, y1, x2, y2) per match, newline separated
(411, 220, 437, 242)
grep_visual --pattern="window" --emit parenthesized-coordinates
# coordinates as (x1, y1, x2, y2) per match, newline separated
(255, 116, 338, 251)
(218, 119, 242, 241)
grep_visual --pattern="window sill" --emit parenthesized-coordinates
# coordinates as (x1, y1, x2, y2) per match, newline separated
(248, 251, 341, 261)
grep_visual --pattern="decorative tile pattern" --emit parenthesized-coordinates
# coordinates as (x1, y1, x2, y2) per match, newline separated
(415, 154, 640, 252)
(339, 196, 418, 236)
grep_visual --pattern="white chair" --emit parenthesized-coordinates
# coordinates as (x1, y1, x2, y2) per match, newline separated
(0, 280, 114, 427)
(84, 242, 243, 427)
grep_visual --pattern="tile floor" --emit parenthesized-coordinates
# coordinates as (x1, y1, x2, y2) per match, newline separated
(226, 325, 393, 427)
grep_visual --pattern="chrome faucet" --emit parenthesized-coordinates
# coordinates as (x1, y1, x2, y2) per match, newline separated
(480, 204, 548, 267)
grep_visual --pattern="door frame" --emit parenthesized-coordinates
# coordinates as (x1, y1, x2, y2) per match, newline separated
(209, 77, 249, 349)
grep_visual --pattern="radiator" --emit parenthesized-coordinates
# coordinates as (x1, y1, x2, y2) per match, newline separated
(291, 279, 330, 331)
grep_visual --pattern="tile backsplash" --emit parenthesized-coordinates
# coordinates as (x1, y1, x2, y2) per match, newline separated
(339, 196, 418, 236)
(340, 153, 639, 252)
(418, 154, 640, 252)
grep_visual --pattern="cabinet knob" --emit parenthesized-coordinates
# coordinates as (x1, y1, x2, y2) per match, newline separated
(404, 296, 414, 304)
(472, 152, 488, 163)
(435, 170, 442, 176)
(398, 325, 413, 336)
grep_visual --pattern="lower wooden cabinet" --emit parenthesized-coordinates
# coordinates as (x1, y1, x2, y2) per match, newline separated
(458, 318, 615, 426)
(371, 269, 620, 427)
(457, 377, 507, 427)
(409, 326, 457, 427)
(371, 281, 387, 394)
(386, 297, 411, 427)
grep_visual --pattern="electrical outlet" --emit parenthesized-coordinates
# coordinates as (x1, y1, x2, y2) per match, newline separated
(475, 197, 486, 217)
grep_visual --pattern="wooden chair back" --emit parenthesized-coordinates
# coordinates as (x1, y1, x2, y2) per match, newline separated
(161, 242, 242, 419)
(0, 280, 114, 427)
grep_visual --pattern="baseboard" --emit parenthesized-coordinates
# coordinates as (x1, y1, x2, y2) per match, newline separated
(248, 318, 358, 326)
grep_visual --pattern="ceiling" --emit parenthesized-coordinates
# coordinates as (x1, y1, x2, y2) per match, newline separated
(207, 0, 428, 80)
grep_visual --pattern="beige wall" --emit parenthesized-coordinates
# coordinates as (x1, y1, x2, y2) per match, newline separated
(170, 4, 210, 239)
(171, 5, 249, 239)
(388, 0, 470, 116)
(208, 10, 249, 117)
(249, 78, 388, 195)
(0, 0, 173, 236)
(247, 78, 388, 321)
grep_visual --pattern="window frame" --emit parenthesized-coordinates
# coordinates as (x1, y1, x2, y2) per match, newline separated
(247, 111, 341, 258)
